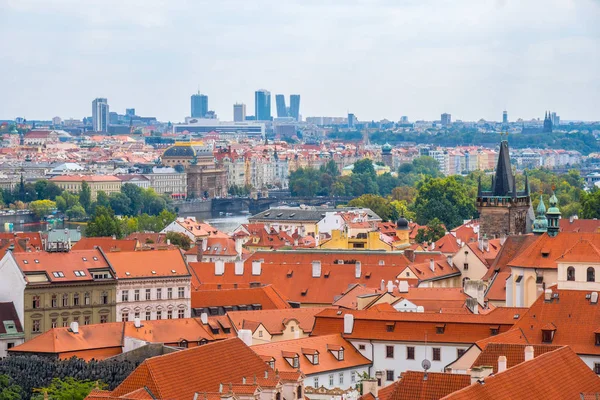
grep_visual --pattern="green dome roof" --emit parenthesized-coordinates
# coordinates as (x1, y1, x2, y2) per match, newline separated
(533, 195, 548, 234)
(162, 144, 196, 158)
(382, 143, 392, 154)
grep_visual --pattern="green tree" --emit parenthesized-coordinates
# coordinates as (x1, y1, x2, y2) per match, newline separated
(376, 173, 400, 196)
(581, 190, 600, 219)
(0, 374, 24, 400)
(413, 176, 476, 229)
(55, 191, 80, 213)
(347, 194, 399, 222)
(34, 181, 63, 201)
(96, 191, 110, 208)
(32, 377, 105, 400)
(79, 181, 92, 213)
(86, 207, 123, 238)
(320, 160, 340, 177)
(108, 192, 132, 215)
(29, 199, 57, 219)
(66, 204, 86, 220)
(414, 218, 446, 244)
(166, 231, 192, 250)
(352, 159, 377, 179)
(121, 183, 144, 214)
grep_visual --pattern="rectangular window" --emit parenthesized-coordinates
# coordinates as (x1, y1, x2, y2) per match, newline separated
(101, 292, 108, 304)
(167, 310, 173, 319)
(386, 370, 395, 381)
(100, 315, 108, 324)
(73, 293, 79, 306)
(167, 288, 173, 299)
(457, 348, 466, 358)
(51, 295, 57, 308)
(32, 295, 40, 309)
(407, 346, 415, 360)
(145, 311, 151, 320)
(62, 294, 69, 307)
(156, 311, 162, 320)
(145, 289, 151, 300)
(359, 344, 366, 350)
(122, 313, 129, 321)
(134, 312, 140, 319)
(329, 374, 334, 387)
(463, 263, 469, 270)
(339, 373, 344, 385)
(595, 363, 600, 375)
(314, 378, 319, 388)
(178, 309, 185, 319)
(433, 347, 441, 361)
(51, 318, 57, 328)
(386, 345, 394, 358)
(84, 316, 91, 325)
(178, 287, 185, 299)
(62, 318, 68, 327)
(134, 290, 140, 301)
(156, 288, 162, 300)
(122, 291, 129, 302)
(84, 293, 90, 305)
(351, 372, 356, 384)
(32, 320, 40, 333)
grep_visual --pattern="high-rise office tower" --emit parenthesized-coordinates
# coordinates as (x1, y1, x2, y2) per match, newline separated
(289, 94, 300, 121)
(275, 94, 287, 118)
(233, 103, 246, 122)
(92, 98, 109, 132)
(503, 110, 508, 124)
(126, 108, 136, 118)
(191, 92, 208, 118)
(441, 113, 452, 126)
(255, 90, 271, 121)
(348, 113, 356, 128)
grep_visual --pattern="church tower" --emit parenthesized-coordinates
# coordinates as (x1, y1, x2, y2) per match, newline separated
(532, 195, 548, 235)
(476, 140, 532, 238)
(546, 191, 561, 237)
(543, 111, 553, 133)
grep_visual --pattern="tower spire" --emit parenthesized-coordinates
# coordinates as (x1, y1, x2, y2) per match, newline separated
(492, 140, 514, 196)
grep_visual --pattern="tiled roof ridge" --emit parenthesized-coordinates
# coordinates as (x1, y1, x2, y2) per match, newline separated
(559, 238, 600, 260)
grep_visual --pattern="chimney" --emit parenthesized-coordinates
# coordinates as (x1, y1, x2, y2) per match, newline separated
(387, 280, 394, 293)
(234, 237, 243, 257)
(466, 297, 479, 314)
(237, 329, 253, 346)
(524, 346, 534, 362)
(469, 366, 493, 385)
(196, 239, 204, 259)
(200, 312, 208, 324)
(398, 280, 409, 293)
(242, 377, 246, 384)
(215, 260, 225, 275)
(312, 260, 322, 278)
(497, 356, 507, 373)
(355, 261, 361, 279)
(429, 258, 435, 272)
(483, 236, 489, 251)
(544, 289, 552, 302)
(361, 379, 378, 397)
(167, 239, 171, 246)
(69, 321, 79, 334)
(251, 260, 262, 276)
(234, 259, 244, 275)
(343, 314, 354, 334)
(380, 279, 385, 291)
(134, 317, 141, 328)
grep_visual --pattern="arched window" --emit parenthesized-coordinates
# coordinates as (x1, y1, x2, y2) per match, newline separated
(588, 267, 596, 282)
(276, 392, 281, 400)
(297, 386, 302, 399)
(567, 267, 575, 281)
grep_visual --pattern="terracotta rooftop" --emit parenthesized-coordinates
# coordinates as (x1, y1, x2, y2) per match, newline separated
(441, 347, 600, 400)
(105, 248, 190, 279)
(560, 218, 600, 233)
(49, 175, 121, 182)
(471, 343, 562, 373)
(72, 237, 138, 252)
(227, 307, 326, 335)
(371, 371, 470, 400)
(251, 334, 371, 375)
(191, 285, 291, 310)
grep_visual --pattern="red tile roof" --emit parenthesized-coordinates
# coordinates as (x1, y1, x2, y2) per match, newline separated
(441, 347, 600, 400)
(252, 334, 371, 375)
(13, 249, 110, 283)
(227, 307, 325, 335)
(108, 338, 277, 400)
(105, 249, 190, 279)
(560, 218, 600, 233)
(50, 175, 121, 182)
(471, 343, 561, 373)
(191, 285, 291, 310)
(72, 237, 138, 252)
(379, 371, 470, 400)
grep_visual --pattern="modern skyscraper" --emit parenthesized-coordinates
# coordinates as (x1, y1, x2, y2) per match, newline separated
(126, 108, 136, 117)
(441, 113, 452, 126)
(255, 90, 271, 121)
(502, 110, 508, 124)
(92, 98, 109, 132)
(289, 94, 300, 121)
(348, 113, 356, 128)
(233, 103, 246, 122)
(275, 94, 287, 118)
(191, 92, 208, 118)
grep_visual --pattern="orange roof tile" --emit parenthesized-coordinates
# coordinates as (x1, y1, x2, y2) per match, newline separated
(50, 175, 121, 182)
(109, 338, 276, 400)
(251, 334, 371, 375)
(377, 371, 470, 400)
(105, 249, 190, 279)
(227, 307, 327, 335)
(560, 218, 600, 233)
(72, 237, 137, 252)
(13, 249, 110, 283)
(471, 343, 561, 373)
(191, 285, 291, 310)
(557, 239, 600, 263)
(441, 347, 600, 400)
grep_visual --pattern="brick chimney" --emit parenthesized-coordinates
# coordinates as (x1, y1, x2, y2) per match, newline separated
(524, 346, 534, 361)
(196, 239, 204, 260)
(429, 258, 435, 272)
(498, 356, 507, 373)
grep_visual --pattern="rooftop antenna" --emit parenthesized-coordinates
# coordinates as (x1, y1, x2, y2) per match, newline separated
(422, 331, 431, 380)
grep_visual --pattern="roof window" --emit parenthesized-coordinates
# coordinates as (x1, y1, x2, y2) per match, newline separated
(171, 269, 177, 274)
(93, 257, 98, 261)
(125, 272, 131, 276)
(23, 260, 28, 264)
(34, 259, 39, 263)
(82, 257, 87, 261)
(151, 270, 156, 274)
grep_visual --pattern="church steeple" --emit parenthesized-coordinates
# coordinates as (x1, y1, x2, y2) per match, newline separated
(546, 190, 561, 237)
(492, 140, 515, 196)
(532, 194, 548, 234)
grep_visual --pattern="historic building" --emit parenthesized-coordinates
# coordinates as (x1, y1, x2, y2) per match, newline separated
(49, 175, 122, 201)
(0, 249, 117, 341)
(476, 140, 532, 238)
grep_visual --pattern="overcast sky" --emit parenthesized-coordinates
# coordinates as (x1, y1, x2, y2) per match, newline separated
(1, 0, 599, 122)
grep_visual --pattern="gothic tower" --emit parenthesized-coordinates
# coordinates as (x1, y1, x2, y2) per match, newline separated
(546, 191, 561, 237)
(476, 140, 532, 238)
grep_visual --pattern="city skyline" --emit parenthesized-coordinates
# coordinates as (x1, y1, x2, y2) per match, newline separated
(0, 1, 599, 122)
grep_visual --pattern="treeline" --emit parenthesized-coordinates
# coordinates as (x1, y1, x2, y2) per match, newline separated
(290, 157, 597, 231)
(328, 129, 600, 155)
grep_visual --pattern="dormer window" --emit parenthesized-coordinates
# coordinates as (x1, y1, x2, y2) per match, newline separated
(541, 323, 557, 343)
(490, 325, 500, 336)
(436, 324, 446, 334)
(293, 356, 299, 368)
(327, 345, 345, 360)
(595, 332, 600, 346)
(386, 323, 395, 332)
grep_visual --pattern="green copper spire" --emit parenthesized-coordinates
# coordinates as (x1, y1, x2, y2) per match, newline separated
(546, 190, 561, 237)
(532, 195, 548, 234)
